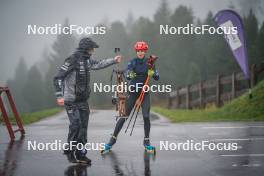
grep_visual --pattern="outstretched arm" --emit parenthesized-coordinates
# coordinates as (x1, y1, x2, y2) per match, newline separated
(90, 56, 121, 70)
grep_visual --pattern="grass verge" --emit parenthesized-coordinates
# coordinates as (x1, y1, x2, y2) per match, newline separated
(153, 80, 264, 123)
(0, 107, 62, 125)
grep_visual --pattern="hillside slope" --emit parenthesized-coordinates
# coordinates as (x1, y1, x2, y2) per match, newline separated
(153, 80, 264, 122)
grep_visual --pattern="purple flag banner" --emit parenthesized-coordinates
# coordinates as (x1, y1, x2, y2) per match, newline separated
(214, 10, 249, 79)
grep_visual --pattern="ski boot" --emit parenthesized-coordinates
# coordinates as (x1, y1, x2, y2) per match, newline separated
(143, 138, 156, 155)
(101, 135, 117, 155)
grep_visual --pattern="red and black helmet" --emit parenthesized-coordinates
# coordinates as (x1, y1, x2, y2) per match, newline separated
(134, 41, 148, 51)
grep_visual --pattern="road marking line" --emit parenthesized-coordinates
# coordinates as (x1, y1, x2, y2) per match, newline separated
(202, 126, 264, 129)
(210, 137, 264, 141)
(232, 163, 261, 167)
(208, 132, 228, 135)
(221, 154, 264, 157)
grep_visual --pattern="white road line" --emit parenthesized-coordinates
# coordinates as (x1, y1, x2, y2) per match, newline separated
(202, 126, 264, 129)
(221, 154, 264, 157)
(210, 137, 264, 141)
(232, 163, 261, 167)
(208, 132, 228, 136)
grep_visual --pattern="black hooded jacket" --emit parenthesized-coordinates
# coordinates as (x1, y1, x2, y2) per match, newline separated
(53, 49, 116, 102)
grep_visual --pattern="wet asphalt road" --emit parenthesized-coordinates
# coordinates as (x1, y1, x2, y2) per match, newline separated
(1, 110, 264, 176)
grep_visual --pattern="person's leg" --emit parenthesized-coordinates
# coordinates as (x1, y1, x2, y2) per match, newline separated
(107, 92, 138, 146)
(75, 101, 91, 164)
(141, 93, 151, 146)
(64, 102, 80, 162)
(77, 101, 89, 145)
(65, 102, 80, 150)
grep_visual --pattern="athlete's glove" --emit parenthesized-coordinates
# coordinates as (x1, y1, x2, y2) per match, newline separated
(128, 71, 137, 79)
(148, 69, 154, 77)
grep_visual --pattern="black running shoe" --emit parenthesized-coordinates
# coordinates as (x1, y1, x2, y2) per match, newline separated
(63, 149, 72, 155)
(66, 152, 78, 163)
(75, 155, 92, 165)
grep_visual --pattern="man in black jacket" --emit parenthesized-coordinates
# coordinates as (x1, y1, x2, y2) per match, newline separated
(53, 37, 121, 164)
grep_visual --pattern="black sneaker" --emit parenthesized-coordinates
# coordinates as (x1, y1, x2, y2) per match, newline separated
(63, 149, 72, 155)
(75, 155, 92, 165)
(66, 152, 78, 163)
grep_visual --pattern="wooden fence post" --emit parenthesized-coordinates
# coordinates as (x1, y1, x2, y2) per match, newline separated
(216, 74, 222, 107)
(231, 72, 237, 99)
(186, 85, 191, 109)
(250, 64, 257, 88)
(199, 81, 204, 108)
(175, 87, 180, 108)
(168, 96, 172, 109)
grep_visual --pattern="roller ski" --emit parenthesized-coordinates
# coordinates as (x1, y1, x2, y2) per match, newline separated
(143, 138, 156, 155)
(101, 136, 117, 155)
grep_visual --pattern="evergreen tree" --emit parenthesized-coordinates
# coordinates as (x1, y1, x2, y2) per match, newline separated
(244, 9, 259, 64)
(6, 57, 30, 112)
(257, 22, 264, 62)
(154, 0, 171, 25)
(44, 18, 77, 108)
(168, 6, 195, 85)
(22, 65, 45, 112)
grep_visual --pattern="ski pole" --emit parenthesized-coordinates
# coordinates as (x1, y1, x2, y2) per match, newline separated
(125, 75, 149, 133)
(125, 55, 158, 135)
(125, 106, 136, 133)
(129, 76, 150, 136)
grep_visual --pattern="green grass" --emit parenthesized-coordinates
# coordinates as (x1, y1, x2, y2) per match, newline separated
(153, 80, 264, 123)
(0, 107, 62, 125)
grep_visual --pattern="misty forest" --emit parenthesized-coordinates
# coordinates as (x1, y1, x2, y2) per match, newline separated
(5, 1, 264, 113)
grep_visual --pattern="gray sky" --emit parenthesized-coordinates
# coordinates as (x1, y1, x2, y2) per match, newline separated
(0, 0, 262, 82)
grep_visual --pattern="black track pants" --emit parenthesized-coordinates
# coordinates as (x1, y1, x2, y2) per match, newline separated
(112, 92, 150, 138)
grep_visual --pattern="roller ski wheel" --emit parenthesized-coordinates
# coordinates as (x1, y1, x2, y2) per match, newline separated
(144, 145, 156, 155)
(101, 143, 112, 155)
